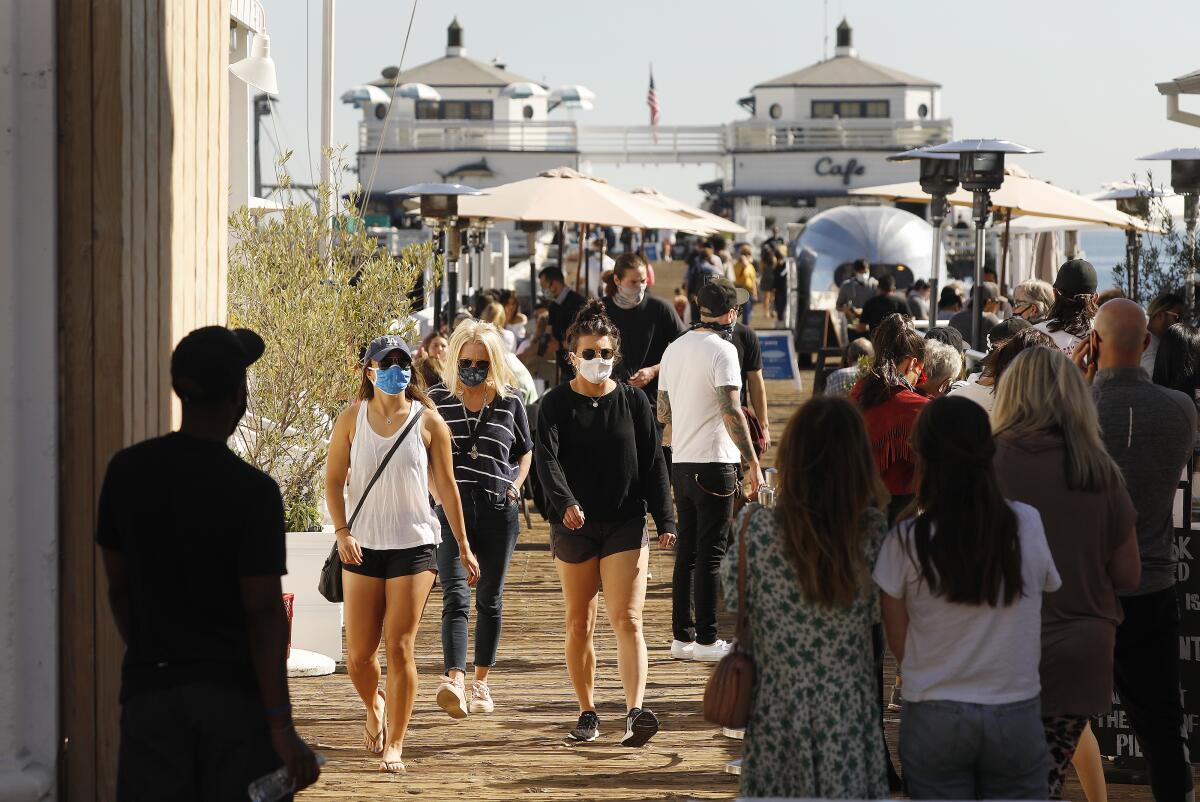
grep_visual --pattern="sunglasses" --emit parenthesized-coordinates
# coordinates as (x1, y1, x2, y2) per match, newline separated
(377, 353, 411, 369)
(457, 359, 490, 372)
(579, 348, 614, 361)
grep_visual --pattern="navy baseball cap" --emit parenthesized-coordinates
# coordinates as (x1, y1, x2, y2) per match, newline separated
(171, 326, 265, 402)
(361, 334, 413, 366)
(698, 277, 750, 317)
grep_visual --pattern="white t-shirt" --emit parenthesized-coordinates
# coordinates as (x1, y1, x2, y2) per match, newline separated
(1034, 320, 1086, 357)
(872, 501, 1061, 705)
(948, 373, 995, 416)
(659, 329, 742, 464)
(1141, 332, 1160, 377)
(582, 252, 616, 298)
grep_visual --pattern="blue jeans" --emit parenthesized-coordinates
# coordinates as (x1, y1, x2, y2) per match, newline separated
(436, 488, 520, 674)
(900, 697, 1048, 800)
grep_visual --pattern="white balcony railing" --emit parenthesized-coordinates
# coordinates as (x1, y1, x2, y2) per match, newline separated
(358, 117, 953, 157)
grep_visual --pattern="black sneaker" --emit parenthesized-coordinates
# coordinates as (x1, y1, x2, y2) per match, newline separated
(619, 707, 659, 747)
(568, 711, 600, 742)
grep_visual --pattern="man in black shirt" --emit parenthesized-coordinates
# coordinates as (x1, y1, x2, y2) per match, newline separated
(603, 253, 686, 419)
(860, 273, 911, 335)
(97, 326, 319, 797)
(730, 322, 770, 451)
(539, 266, 585, 380)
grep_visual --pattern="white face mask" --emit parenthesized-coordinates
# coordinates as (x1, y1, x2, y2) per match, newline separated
(578, 357, 614, 384)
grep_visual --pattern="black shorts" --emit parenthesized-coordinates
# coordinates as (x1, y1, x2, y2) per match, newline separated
(342, 544, 437, 579)
(550, 516, 648, 564)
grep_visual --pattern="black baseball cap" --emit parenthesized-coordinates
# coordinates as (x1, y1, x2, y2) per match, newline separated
(171, 326, 265, 403)
(698, 277, 751, 317)
(1054, 259, 1098, 297)
(987, 316, 1031, 349)
(361, 334, 413, 366)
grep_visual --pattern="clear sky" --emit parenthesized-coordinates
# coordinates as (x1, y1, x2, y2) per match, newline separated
(257, 0, 1200, 205)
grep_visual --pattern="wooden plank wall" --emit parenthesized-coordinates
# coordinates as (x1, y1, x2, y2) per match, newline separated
(57, 0, 229, 798)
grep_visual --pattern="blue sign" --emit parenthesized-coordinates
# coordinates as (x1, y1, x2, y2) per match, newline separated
(758, 331, 801, 388)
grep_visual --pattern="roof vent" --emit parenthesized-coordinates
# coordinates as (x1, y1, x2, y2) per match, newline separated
(381, 65, 399, 80)
(447, 17, 466, 57)
(835, 18, 856, 58)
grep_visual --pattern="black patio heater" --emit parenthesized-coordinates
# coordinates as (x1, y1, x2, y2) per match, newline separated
(1094, 184, 1164, 302)
(1140, 148, 1200, 313)
(388, 182, 485, 328)
(888, 146, 960, 319)
(928, 139, 1041, 350)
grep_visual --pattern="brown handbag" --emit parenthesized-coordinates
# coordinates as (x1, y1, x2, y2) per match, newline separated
(702, 505, 757, 728)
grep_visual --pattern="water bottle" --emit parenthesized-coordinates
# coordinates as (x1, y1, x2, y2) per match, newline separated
(247, 752, 327, 802)
(758, 467, 779, 509)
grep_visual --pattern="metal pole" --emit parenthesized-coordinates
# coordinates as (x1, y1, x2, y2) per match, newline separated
(929, 194, 945, 324)
(447, 225, 460, 323)
(1125, 229, 1137, 300)
(433, 227, 446, 331)
(971, 190, 991, 351)
(1186, 193, 1198, 316)
(460, 223, 471, 311)
(999, 209, 1011, 295)
(320, 0, 335, 196)
(528, 228, 539, 312)
(253, 94, 266, 199)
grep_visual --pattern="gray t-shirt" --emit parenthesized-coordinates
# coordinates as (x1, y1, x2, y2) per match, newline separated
(1093, 367, 1197, 596)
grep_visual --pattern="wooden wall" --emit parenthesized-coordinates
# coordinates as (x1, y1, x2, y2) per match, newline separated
(57, 0, 229, 798)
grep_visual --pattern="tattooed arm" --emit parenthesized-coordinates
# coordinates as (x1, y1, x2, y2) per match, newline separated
(718, 385, 763, 495)
(657, 389, 672, 426)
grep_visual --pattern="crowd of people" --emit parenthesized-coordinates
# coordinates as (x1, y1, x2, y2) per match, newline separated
(93, 241, 1200, 801)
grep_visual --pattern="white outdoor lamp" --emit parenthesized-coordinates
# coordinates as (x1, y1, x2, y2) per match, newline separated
(229, 32, 279, 96)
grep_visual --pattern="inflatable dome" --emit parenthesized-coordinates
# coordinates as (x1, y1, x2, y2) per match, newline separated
(792, 205, 943, 295)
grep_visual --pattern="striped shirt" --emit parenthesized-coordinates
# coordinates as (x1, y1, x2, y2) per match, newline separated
(427, 383, 533, 503)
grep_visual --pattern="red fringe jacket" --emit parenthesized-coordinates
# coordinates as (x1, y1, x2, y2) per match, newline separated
(849, 381, 930, 497)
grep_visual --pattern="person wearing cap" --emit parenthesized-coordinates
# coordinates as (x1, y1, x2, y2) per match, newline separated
(97, 326, 320, 796)
(325, 334, 479, 773)
(1034, 258, 1099, 357)
(658, 277, 764, 663)
(948, 281, 1003, 343)
(1142, 291, 1187, 377)
(425, 321, 533, 722)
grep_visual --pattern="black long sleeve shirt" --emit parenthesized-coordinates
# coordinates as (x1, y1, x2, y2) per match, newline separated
(535, 382, 676, 534)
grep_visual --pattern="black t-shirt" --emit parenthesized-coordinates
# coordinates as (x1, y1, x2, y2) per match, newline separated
(861, 292, 911, 331)
(602, 294, 686, 412)
(96, 432, 287, 701)
(730, 323, 762, 407)
(535, 382, 675, 532)
(548, 288, 586, 343)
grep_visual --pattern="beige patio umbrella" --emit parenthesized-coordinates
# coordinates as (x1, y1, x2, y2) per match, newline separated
(849, 164, 1152, 232)
(630, 187, 749, 235)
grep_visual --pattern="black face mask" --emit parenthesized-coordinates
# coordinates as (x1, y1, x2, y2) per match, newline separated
(693, 320, 735, 340)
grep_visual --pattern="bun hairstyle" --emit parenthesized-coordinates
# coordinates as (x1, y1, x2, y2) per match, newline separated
(857, 313, 925, 410)
(565, 299, 623, 364)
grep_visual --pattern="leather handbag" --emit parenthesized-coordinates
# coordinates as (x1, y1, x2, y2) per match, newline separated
(318, 407, 424, 603)
(702, 504, 758, 728)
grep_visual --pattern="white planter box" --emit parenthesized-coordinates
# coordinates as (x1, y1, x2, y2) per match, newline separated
(282, 531, 343, 663)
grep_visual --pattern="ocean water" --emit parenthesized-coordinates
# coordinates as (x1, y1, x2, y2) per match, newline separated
(1079, 229, 1127, 292)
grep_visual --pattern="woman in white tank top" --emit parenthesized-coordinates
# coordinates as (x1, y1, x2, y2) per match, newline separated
(325, 335, 480, 773)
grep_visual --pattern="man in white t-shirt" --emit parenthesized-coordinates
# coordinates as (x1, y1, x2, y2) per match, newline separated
(658, 278, 763, 664)
(579, 236, 615, 299)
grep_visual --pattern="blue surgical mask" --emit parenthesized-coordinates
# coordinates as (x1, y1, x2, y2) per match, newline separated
(371, 365, 411, 396)
(458, 366, 488, 388)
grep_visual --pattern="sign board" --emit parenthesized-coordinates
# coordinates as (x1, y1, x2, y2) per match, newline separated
(643, 243, 659, 262)
(795, 309, 837, 353)
(1092, 476, 1199, 764)
(758, 331, 802, 390)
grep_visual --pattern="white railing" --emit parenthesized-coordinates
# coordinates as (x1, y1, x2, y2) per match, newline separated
(358, 118, 953, 156)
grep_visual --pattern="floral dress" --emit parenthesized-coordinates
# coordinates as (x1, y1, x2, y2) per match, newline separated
(721, 505, 889, 799)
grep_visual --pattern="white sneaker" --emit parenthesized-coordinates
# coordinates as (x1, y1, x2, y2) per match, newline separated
(469, 679, 495, 714)
(436, 675, 469, 719)
(670, 639, 695, 660)
(692, 639, 731, 662)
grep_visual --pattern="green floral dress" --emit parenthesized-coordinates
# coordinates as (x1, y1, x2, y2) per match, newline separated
(721, 505, 889, 799)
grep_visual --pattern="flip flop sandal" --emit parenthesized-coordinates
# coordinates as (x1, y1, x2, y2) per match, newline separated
(363, 689, 386, 755)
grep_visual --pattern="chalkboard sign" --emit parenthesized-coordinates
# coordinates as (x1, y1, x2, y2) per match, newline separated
(795, 309, 837, 353)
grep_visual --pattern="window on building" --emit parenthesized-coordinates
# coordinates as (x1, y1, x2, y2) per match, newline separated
(918, 103, 929, 119)
(413, 100, 495, 121)
(443, 101, 467, 120)
(415, 100, 439, 120)
(467, 101, 493, 120)
(811, 100, 890, 119)
(523, 104, 534, 120)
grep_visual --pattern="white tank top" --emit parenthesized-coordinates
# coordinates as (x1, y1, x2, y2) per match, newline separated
(347, 401, 440, 550)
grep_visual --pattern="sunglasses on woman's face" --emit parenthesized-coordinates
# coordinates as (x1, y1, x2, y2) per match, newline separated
(457, 358, 490, 371)
(579, 348, 614, 361)
(378, 353, 412, 369)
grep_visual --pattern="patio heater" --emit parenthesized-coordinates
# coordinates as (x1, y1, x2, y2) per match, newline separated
(928, 139, 1042, 350)
(388, 182, 484, 329)
(1094, 184, 1166, 302)
(1139, 148, 1200, 312)
(888, 146, 959, 318)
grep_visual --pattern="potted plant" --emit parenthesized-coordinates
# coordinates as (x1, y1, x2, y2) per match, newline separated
(227, 153, 434, 664)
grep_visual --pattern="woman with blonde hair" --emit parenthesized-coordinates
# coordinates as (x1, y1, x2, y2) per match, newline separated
(992, 346, 1141, 799)
(325, 335, 479, 772)
(479, 301, 517, 353)
(426, 320, 533, 719)
(722, 396, 889, 798)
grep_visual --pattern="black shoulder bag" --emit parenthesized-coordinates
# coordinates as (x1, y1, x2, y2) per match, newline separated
(318, 406, 425, 603)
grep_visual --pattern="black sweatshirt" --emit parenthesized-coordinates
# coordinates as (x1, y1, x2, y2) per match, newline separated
(602, 294, 685, 414)
(535, 382, 676, 534)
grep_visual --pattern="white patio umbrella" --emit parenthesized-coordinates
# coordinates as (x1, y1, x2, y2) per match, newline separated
(1031, 230, 1062, 284)
(630, 187, 749, 235)
(501, 81, 548, 100)
(849, 165, 1151, 231)
(549, 85, 595, 111)
(395, 83, 441, 102)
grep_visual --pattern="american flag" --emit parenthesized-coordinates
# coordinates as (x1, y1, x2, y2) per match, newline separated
(647, 66, 660, 142)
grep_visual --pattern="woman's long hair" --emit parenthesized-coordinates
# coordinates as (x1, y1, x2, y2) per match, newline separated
(857, 314, 925, 410)
(775, 396, 888, 608)
(441, 319, 518, 398)
(1045, 291, 1098, 338)
(905, 396, 1023, 606)
(1153, 323, 1200, 397)
(565, 299, 623, 364)
(992, 346, 1122, 492)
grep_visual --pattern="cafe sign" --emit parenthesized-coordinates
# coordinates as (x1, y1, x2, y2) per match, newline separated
(814, 156, 866, 186)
